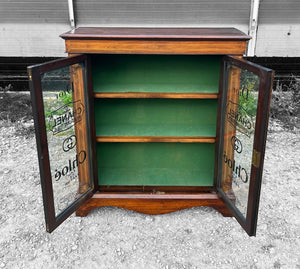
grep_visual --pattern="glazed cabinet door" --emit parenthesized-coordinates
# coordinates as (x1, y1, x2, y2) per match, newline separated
(28, 55, 95, 232)
(216, 56, 274, 236)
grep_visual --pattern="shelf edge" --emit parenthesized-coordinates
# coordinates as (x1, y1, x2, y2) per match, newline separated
(93, 92, 219, 99)
(96, 136, 216, 143)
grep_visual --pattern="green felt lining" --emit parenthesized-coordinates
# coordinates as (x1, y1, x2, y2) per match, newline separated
(97, 142, 215, 186)
(93, 54, 219, 186)
(94, 99, 218, 137)
(92, 55, 221, 93)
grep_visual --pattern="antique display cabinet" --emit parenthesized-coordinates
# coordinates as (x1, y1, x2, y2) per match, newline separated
(28, 28, 274, 236)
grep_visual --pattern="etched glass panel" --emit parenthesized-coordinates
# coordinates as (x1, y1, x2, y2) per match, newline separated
(41, 63, 91, 216)
(221, 63, 259, 217)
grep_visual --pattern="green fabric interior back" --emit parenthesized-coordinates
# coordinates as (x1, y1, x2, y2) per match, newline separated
(97, 142, 215, 186)
(94, 99, 217, 137)
(92, 55, 221, 93)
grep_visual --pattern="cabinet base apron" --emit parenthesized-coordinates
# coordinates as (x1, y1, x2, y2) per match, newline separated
(76, 192, 233, 217)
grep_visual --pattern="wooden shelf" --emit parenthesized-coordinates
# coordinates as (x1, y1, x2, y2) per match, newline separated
(96, 136, 216, 143)
(94, 92, 218, 99)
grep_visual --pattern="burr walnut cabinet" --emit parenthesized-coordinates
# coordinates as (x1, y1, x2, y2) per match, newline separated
(28, 27, 273, 236)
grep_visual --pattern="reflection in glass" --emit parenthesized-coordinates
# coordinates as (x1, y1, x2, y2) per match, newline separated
(222, 64, 259, 217)
(41, 63, 90, 216)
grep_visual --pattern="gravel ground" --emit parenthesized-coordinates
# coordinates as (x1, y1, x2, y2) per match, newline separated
(0, 119, 299, 269)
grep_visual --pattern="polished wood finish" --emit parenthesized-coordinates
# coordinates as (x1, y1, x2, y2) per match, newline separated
(64, 39, 247, 55)
(96, 136, 216, 143)
(76, 192, 233, 217)
(94, 92, 219, 99)
(62, 27, 249, 54)
(220, 65, 241, 195)
(64, 28, 249, 221)
(60, 27, 251, 40)
(71, 64, 91, 194)
(29, 28, 273, 235)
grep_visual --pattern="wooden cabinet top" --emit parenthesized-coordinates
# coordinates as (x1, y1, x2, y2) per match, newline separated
(61, 27, 250, 55)
(60, 27, 251, 41)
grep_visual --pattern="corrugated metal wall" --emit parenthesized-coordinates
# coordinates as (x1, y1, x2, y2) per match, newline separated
(0, 0, 299, 57)
(0, 0, 68, 23)
(75, 0, 250, 26)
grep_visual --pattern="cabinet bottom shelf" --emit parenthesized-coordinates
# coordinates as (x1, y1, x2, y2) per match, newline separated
(76, 192, 233, 217)
(97, 142, 215, 186)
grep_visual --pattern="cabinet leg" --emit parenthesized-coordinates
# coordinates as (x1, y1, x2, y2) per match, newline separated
(76, 193, 233, 217)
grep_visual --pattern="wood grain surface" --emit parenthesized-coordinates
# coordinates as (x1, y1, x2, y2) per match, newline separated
(65, 39, 247, 55)
(76, 192, 233, 217)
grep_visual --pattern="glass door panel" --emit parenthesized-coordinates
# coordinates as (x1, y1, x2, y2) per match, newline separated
(217, 56, 274, 236)
(28, 55, 94, 232)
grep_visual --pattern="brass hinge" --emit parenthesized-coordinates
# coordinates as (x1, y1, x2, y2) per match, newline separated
(252, 149, 261, 168)
(28, 69, 32, 80)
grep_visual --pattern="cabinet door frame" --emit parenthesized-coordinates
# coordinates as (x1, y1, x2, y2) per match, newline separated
(216, 55, 274, 236)
(28, 54, 97, 233)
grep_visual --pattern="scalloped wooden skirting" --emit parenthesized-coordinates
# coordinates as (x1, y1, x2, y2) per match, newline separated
(76, 192, 232, 217)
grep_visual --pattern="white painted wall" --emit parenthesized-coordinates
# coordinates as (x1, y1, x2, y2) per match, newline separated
(256, 24, 300, 57)
(255, 0, 300, 57)
(0, 23, 69, 57)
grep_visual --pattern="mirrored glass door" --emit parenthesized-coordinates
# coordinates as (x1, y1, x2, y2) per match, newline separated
(28, 55, 94, 232)
(216, 56, 274, 236)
